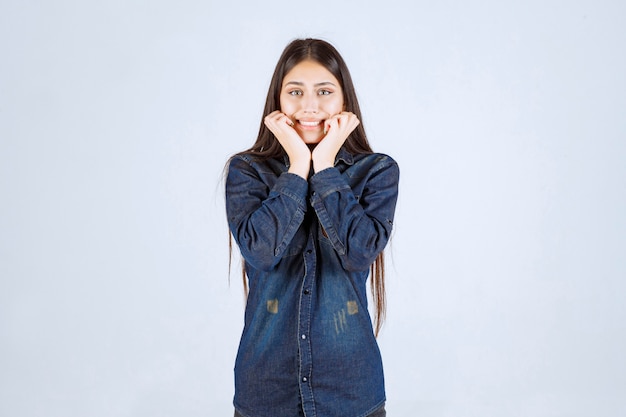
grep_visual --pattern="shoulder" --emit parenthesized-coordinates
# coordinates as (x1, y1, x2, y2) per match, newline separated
(352, 152, 399, 174)
(228, 153, 285, 172)
(227, 153, 289, 185)
(228, 152, 258, 168)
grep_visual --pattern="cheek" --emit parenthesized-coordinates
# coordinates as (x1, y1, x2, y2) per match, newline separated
(279, 93, 289, 109)
(329, 97, 344, 113)
(280, 99, 295, 114)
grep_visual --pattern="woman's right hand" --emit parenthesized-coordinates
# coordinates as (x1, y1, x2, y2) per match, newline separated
(264, 111, 311, 179)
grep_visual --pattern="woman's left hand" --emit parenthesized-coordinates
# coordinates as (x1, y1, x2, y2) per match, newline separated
(312, 112, 360, 172)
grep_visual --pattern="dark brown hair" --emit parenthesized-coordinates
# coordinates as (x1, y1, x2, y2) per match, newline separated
(230, 38, 387, 336)
(243, 38, 373, 158)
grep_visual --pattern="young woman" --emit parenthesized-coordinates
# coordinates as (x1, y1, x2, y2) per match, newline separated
(225, 38, 399, 417)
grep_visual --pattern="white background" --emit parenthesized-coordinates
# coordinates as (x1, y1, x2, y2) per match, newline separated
(1, 1, 625, 416)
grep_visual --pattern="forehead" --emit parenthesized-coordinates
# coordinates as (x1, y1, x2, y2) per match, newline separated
(282, 60, 341, 87)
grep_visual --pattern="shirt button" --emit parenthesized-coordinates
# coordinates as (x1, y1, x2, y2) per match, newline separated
(303, 289, 310, 295)
(306, 249, 312, 254)
(301, 334, 306, 339)
(302, 377, 308, 382)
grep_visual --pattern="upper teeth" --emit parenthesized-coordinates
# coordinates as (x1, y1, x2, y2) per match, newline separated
(300, 121, 320, 127)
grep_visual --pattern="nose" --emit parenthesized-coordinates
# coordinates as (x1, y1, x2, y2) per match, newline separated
(302, 94, 319, 113)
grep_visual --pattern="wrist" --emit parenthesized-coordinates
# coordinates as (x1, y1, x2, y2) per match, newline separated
(288, 159, 311, 179)
(312, 157, 334, 173)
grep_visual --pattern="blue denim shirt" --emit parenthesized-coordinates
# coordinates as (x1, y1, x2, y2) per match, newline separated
(226, 147, 399, 417)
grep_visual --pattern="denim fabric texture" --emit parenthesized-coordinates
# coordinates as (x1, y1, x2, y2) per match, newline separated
(234, 403, 386, 417)
(226, 147, 399, 417)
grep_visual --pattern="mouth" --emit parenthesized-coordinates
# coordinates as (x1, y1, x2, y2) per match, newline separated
(297, 119, 323, 128)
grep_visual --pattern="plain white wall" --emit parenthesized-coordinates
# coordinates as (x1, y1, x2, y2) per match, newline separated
(1, 1, 625, 416)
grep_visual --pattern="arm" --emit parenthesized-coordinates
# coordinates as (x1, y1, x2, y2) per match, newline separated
(226, 156, 308, 271)
(309, 157, 399, 271)
(226, 111, 312, 270)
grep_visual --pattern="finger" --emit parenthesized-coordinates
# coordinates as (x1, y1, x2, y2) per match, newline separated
(265, 110, 282, 120)
(264, 111, 281, 127)
(324, 116, 339, 135)
(336, 112, 359, 130)
(338, 112, 355, 123)
(281, 114, 295, 127)
(333, 112, 350, 124)
(268, 111, 291, 123)
(265, 112, 295, 133)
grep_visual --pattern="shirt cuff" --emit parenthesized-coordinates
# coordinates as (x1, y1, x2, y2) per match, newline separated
(273, 172, 309, 209)
(309, 167, 350, 198)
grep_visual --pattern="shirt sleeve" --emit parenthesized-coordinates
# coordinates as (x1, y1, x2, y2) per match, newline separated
(226, 156, 309, 271)
(309, 156, 400, 272)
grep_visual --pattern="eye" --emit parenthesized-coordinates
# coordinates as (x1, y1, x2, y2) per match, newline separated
(288, 90, 303, 96)
(318, 89, 332, 96)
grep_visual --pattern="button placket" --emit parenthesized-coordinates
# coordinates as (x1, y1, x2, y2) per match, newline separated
(298, 241, 316, 414)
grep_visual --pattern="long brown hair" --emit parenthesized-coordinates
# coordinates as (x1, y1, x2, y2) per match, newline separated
(229, 38, 387, 336)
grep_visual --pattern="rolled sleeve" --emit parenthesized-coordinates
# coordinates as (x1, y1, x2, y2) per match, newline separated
(309, 157, 399, 271)
(226, 156, 309, 271)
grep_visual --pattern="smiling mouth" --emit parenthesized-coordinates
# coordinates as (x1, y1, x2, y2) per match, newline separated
(298, 120, 323, 127)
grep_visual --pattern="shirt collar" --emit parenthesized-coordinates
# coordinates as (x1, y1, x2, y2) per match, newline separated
(335, 147, 354, 165)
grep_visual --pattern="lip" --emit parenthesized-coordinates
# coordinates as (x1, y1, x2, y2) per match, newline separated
(297, 119, 323, 129)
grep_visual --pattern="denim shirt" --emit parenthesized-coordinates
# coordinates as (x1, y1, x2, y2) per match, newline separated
(226, 147, 399, 417)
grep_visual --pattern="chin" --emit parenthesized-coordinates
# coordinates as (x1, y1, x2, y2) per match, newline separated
(301, 134, 323, 144)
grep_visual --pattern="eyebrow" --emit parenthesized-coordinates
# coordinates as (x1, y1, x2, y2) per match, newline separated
(284, 81, 337, 87)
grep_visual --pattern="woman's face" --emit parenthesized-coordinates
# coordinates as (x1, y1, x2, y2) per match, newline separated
(280, 60, 344, 144)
